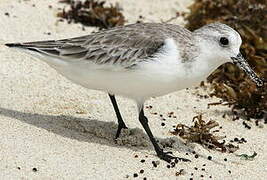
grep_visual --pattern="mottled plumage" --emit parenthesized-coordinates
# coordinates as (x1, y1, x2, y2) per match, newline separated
(7, 23, 193, 68)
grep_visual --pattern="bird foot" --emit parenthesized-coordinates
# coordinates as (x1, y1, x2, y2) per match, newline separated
(115, 124, 128, 139)
(157, 150, 191, 163)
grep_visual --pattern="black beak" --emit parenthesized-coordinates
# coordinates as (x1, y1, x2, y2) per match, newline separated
(231, 53, 263, 87)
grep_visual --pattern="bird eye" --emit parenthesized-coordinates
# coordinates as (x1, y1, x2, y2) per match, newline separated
(219, 37, 229, 46)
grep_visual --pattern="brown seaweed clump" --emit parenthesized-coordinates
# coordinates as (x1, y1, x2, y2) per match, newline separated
(185, 0, 267, 119)
(57, 0, 125, 29)
(171, 114, 238, 152)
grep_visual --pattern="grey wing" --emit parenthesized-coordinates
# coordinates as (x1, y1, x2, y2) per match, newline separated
(5, 24, 166, 68)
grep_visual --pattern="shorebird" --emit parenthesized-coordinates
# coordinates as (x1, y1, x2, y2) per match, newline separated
(5, 22, 262, 162)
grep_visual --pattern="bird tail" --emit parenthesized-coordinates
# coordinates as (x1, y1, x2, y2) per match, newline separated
(5, 42, 68, 68)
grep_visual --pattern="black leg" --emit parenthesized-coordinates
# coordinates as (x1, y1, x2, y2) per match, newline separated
(108, 94, 127, 138)
(138, 108, 190, 163)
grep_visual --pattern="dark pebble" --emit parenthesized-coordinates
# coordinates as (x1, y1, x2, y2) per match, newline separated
(207, 156, 212, 160)
(161, 122, 165, 126)
(143, 178, 147, 180)
(255, 120, 259, 126)
(194, 154, 199, 158)
(32, 168, 37, 172)
(140, 159, 145, 163)
(133, 173, 138, 177)
(194, 167, 198, 170)
(140, 169, 144, 174)
(17, 167, 21, 170)
(242, 121, 251, 129)
(152, 161, 157, 168)
(166, 164, 170, 168)
(228, 170, 231, 174)
(201, 175, 204, 177)
(224, 158, 227, 161)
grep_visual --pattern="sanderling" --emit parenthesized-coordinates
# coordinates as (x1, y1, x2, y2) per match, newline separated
(5, 22, 263, 162)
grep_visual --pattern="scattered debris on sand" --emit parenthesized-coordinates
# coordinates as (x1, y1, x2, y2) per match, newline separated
(171, 114, 239, 153)
(236, 151, 257, 160)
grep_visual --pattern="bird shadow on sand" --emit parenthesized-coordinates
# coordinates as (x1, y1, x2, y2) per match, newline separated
(0, 107, 192, 154)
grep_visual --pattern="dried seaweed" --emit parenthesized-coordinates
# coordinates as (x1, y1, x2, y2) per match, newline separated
(185, 0, 267, 119)
(175, 169, 186, 176)
(236, 151, 257, 160)
(171, 114, 238, 153)
(57, 0, 125, 29)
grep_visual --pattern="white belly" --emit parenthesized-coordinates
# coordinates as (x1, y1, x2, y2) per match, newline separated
(54, 59, 201, 103)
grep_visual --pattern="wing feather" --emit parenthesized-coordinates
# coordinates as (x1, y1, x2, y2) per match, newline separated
(6, 23, 192, 68)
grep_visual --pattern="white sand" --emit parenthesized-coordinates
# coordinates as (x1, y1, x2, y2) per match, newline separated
(0, 0, 266, 179)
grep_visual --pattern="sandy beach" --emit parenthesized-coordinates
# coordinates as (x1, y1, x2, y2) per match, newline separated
(0, 0, 266, 179)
